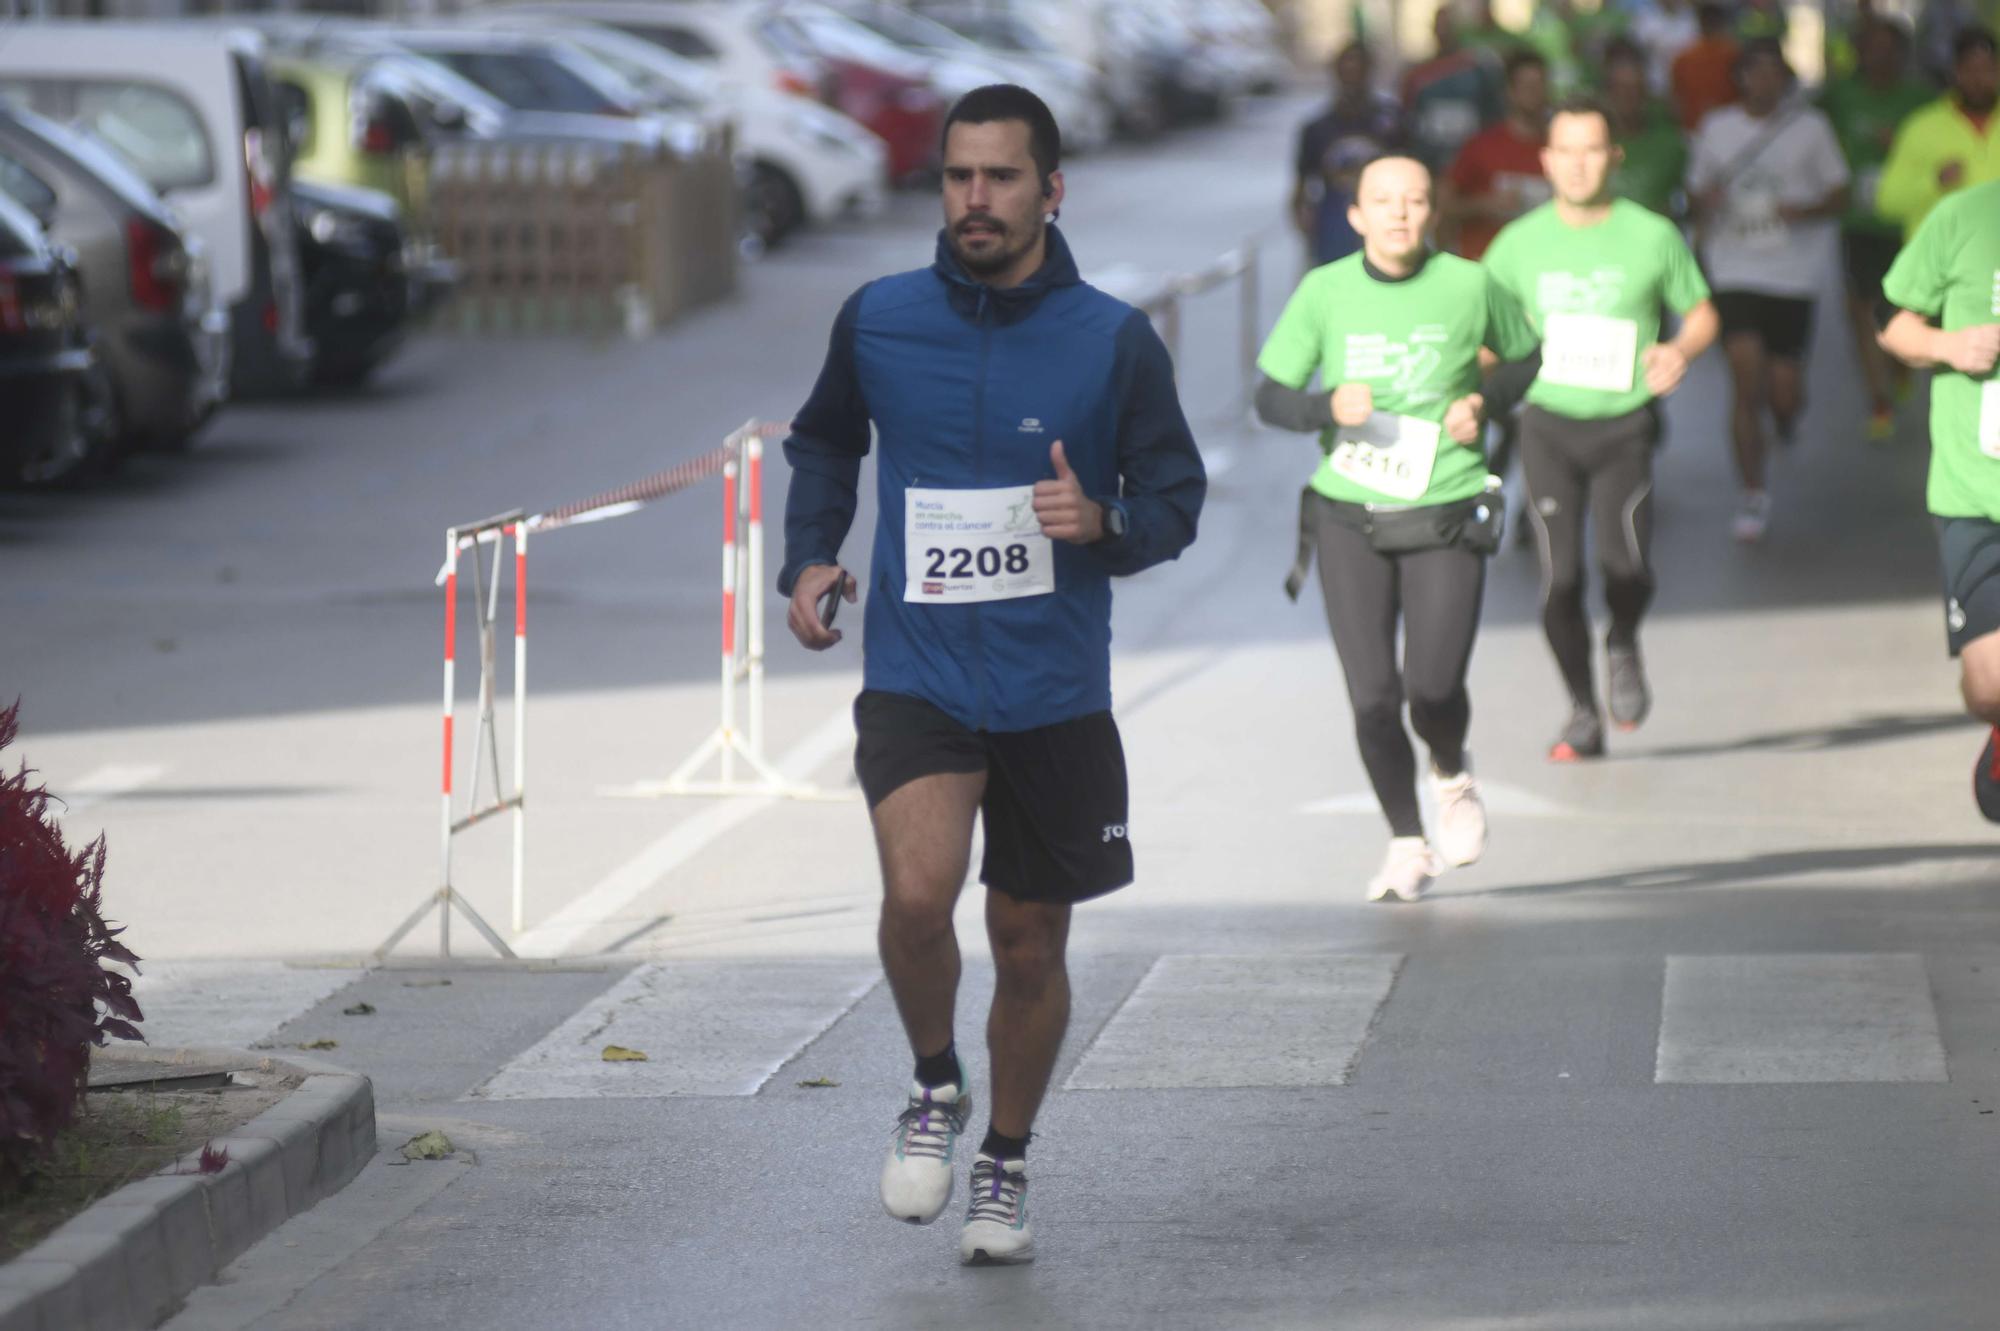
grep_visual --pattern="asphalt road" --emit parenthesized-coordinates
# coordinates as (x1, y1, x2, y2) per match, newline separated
(6, 90, 2000, 1329)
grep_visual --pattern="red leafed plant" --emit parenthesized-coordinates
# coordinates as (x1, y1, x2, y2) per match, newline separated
(0, 701, 145, 1188)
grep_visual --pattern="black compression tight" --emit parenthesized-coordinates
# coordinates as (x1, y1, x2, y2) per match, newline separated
(1314, 510, 1485, 840)
(1519, 405, 1657, 709)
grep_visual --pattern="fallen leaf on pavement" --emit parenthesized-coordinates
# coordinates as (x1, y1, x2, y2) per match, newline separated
(401, 1130, 455, 1161)
(796, 1076, 840, 1088)
(402, 978, 452, 988)
(601, 1045, 649, 1062)
(342, 1002, 377, 1016)
(298, 1039, 338, 1050)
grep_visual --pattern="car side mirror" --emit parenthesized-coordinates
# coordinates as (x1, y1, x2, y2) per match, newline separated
(429, 100, 467, 133)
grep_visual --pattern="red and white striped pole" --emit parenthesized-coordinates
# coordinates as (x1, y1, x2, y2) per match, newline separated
(511, 521, 527, 936)
(718, 448, 741, 787)
(439, 528, 459, 956)
(746, 434, 765, 756)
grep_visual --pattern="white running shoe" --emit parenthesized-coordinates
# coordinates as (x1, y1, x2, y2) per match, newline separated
(1366, 836, 1441, 903)
(960, 1154, 1033, 1265)
(1732, 491, 1770, 543)
(880, 1077, 970, 1225)
(1427, 761, 1487, 868)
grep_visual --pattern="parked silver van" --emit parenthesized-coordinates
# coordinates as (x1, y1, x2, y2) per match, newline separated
(0, 24, 312, 396)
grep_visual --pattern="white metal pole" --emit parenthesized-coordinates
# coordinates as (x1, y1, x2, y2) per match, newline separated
(512, 521, 527, 936)
(747, 435, 766, 761)
(440, 529, 458, 959)
(719, 450, 740, 786)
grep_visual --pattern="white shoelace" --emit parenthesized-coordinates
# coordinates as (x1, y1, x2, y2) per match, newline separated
(966, 1159, 1026, 1226)
(893, 1092, 967, 1162)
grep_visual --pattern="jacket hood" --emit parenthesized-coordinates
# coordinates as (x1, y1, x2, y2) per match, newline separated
(931, 222, 1082, 323)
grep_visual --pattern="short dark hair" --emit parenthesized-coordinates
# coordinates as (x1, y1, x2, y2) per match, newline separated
(1503, 49, 1548, 84)
(1736, 35, 1792, 80)
(1602, 36, 1647, 70)
(942, 84, 1061, 189)
(1549, 94, 1612, 133)
(1954, 25, 1999, 63)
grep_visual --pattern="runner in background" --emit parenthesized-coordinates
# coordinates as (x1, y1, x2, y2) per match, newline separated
(1293, 42, 1408, 267)
(1688, 39, 1850, 541)
(1462, 0, 1529, 64)
(1605, 38, 1691, 217)
(1633, 0, 1701, 96)
(1820, 18, 1935, 441)
(1443, 50, 1553, 260)
(1736, 0, 1790, 45)
(1876, 179, 2000, 820)
(1878, 27, 2000, 237)
(1673, 3, 1742, 130)
(1256, 154, 1539, 902)
(1402, 6, 1504, 174)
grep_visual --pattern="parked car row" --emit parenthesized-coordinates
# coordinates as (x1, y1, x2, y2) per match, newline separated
(0, 24, 454, 484)
(0, 2, 1288, 485)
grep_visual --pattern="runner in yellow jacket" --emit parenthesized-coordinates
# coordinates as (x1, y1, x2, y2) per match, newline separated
(1877, 27, 2000, 235)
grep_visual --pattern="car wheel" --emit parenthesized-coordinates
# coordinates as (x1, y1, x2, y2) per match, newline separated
(20, 363, 121, 486)
(313, 356, 378, 390)
(743, 163, 806, 250)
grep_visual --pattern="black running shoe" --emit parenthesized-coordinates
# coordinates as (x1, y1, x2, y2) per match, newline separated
(1607, 645, 1651, 731)
(1976, 728, 2000, 823)
(1548, 705, 1606, 762)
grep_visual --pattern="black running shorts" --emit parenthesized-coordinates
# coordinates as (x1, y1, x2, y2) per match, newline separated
(852, 690, 1134, 904)
(1936, 517, 2000, 656)
(1840, 229, 1901, 303)
(1713, 290, 1816, 359)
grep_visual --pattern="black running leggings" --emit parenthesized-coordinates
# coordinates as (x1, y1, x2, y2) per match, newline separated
(1314, 507, 1485, 839)
(1518, 404, 1657, 709)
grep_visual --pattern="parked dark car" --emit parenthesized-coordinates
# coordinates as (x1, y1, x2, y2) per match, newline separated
(0, 192, 110, 484)
(0, 105, 228, 460)
(292, 176, 453, 387)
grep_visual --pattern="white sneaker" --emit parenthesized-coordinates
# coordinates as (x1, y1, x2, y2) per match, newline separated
(1732, 491, 1770, 543)
(960, 1154, 1033, 1265)
(1427, 761, 1487, 868)
(880, 1077, 970, 1225)
(1366, 836, 1441, 903)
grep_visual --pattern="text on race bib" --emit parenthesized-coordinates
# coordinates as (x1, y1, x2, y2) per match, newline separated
(1329, 411, 1442, 502)
(904, 485, 1055, 605)
(1727, 180, 1786, 250)
(1981, 380, 2000, 461)
(1541, 311, 1640, 394)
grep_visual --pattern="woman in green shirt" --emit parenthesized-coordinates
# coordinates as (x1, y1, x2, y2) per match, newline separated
(1255, 153, 1539, 903)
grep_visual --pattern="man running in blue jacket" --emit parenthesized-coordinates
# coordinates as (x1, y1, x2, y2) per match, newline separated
(779, 85, 1206, 1266)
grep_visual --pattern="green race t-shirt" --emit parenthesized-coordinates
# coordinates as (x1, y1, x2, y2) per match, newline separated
(1257, 251, 1539, 506)
(1881, 180, 2000, 521)
(1818, 76, 1936, 232)
(1483, 199, 1711, 420)
(1611, 104, 1689, 218)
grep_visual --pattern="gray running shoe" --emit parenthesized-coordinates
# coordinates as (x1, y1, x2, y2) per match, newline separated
(1547, 705, 1605, 763)
(1607, 645, 1651, 731)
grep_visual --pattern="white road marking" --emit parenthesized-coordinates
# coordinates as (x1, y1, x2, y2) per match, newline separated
(131, 962, 367, 1051)
(1064, 954, 1403, 1090)
(514, 708, 856, 958)
(471, 959, 880, 1099)
(55, 762, 168, 815)
(1656, 953, 1948, 1083)
(1300, 780, 1571, 818)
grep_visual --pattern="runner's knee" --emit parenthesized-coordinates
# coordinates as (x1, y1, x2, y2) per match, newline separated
(987, 902, 1068, 984)
(1962, 637, 2000, 721)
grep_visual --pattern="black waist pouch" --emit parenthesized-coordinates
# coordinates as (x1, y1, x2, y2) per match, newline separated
(1285, 483, 1505, 601)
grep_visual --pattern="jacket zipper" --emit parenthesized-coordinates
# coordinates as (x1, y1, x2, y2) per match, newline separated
(969, 285, 992, 731)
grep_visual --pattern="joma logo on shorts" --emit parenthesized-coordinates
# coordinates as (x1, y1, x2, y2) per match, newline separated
(1101, 823, 1127, 843)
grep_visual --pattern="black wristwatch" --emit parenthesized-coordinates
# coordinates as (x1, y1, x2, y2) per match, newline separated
(1097, 500, 1128, 542)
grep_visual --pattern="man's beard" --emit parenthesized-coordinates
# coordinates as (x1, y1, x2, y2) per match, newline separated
(950, 214, 1036, 277)
(1959, 87, 1998, 114)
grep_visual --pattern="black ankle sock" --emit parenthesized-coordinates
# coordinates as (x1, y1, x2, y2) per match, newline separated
(913, 1042, 959, 1089)
(979, 1129, 1030, 1161)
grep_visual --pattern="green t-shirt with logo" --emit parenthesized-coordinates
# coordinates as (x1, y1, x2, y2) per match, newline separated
(1482, 199, 1712, 420)
(1881, 180, 2000, 521)
(1611, 104, 1689, 218)
(1819, 76, 1937, 233)
(1257, 251, 1540, 507)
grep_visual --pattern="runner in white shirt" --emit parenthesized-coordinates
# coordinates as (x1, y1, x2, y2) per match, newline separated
(1688, 38, 1851, 541)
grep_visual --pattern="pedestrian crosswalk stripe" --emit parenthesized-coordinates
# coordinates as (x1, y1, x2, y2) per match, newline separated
(472, 959, 880, 1099)
(1063, 954, 1403, 1090)
(1656, 954, 1948, 1084)
(131, 962, 367, 1050)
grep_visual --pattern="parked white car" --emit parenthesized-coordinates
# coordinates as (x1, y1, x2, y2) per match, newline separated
(0, 23, 311, 395)
(458, 14, 885, 245)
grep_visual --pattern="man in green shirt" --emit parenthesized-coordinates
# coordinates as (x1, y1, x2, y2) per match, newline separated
(1821, 18, 1936, 440)
(1483, 96, 1719, 762)
(1255, 153, 1539, 903)
(1877, 178, 2000, 819)
(1603, 39, 1689, 218)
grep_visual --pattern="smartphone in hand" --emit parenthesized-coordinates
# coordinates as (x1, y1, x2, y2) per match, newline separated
(818, 579, 843, 630)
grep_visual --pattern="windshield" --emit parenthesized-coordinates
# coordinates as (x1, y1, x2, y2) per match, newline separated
(843, 5, 977, 54)
(429, 50, 627, 115)
(4, 104, 174, 217)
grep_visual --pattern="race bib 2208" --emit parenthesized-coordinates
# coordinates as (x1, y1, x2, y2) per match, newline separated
(904, 485, 1055, 604)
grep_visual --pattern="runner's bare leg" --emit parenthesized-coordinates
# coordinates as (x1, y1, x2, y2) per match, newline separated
(1725, 333, 1769, 490)
(984, 889, 1073, 1139)
(873, 771, 987, 1060)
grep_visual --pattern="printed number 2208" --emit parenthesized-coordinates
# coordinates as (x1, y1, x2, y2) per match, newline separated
(924, 545, 1032, 578)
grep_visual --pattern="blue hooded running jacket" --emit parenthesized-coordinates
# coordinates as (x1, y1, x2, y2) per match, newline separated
(777, 225, 1207, 733)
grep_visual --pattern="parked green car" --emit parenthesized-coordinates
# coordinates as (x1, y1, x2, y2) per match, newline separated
(269, 52, 427, 218)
